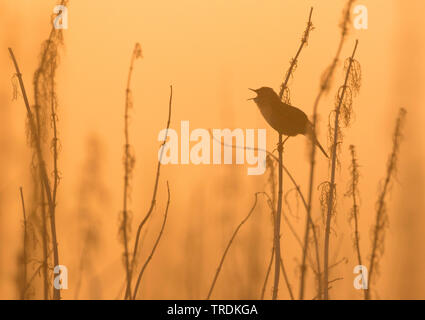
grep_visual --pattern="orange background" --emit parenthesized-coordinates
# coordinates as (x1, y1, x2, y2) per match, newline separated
(0, 0, 424, 299)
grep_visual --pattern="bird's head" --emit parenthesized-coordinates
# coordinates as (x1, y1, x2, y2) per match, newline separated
(248, 87, 279, 105)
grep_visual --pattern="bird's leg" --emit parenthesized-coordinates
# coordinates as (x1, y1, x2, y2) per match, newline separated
(276, 136, 290, 153)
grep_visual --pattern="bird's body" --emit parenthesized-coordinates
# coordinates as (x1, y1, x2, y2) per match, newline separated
(250, 87, 328, 158)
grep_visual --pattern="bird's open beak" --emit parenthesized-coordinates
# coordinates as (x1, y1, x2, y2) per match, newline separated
(248, 88, 258, 101)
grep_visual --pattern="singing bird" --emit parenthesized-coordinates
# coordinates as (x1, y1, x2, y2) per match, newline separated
(249, 87, 328, 158)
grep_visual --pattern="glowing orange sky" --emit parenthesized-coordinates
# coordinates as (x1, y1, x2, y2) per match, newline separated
(0, 0, 424, 299)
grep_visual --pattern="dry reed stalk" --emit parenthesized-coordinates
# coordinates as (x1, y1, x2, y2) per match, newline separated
(260, 248, 294, 300)
(40, 191, 49, 299)
(260, 179, 294, 300)
(15, 0, 68, 299)
(261, 159, 277, 300)
(121, 43, 143, 299)
(300, 0, 356, 300)
(8, 47, 61, 299)
(50, 61, 59, 226)
(323, 40, 360, 300)
(280, 257, 293, 300)
(132, 182, 171, 299)
(346, 145, 365, 298)
(366, 108, 406, 300)
(273, 7, 314, 300)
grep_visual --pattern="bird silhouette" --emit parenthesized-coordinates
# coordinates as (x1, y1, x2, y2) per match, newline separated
(249, 87, 328, 158)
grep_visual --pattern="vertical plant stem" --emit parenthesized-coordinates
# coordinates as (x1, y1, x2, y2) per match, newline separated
(32, 1, 68, 299)
(280, 257, 294, 300)
(323, 40, 359, 300)
(261, 191, 294, 300)
(300, 0, 355, 300)
(122, 43, 142, 300)
(273, 7, 314, 300)
(50, 62, 59, 213)
(348, 146, 363, 292)
(127, 85, 173, 298)
(366, 108, 406, 300)
(49, 59, 61, 300)
(41, 191, 49, 299)
(19, 187, 28, 299)
(9, 48, 60, 300)
(272, 134, 283, 300)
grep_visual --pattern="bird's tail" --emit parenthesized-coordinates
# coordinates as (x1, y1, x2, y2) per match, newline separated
(306, 123, 329, 158)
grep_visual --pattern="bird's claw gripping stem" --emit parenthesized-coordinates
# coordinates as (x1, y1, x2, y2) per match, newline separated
(276, 136, 290, 153)
(277, 142, 284, 153)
